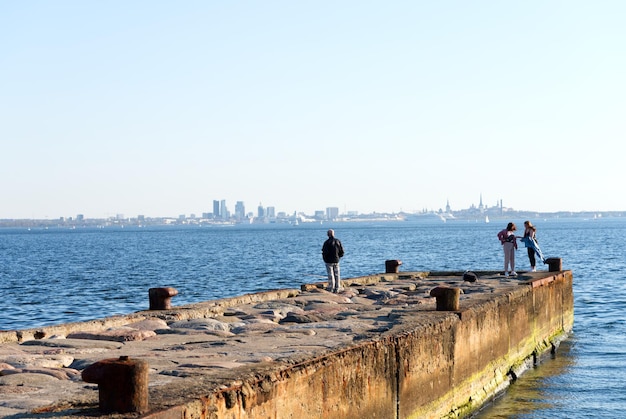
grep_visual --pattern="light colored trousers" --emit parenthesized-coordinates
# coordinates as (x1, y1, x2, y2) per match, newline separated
(325, 262, 341, 291)
(503, 242, 516, 272)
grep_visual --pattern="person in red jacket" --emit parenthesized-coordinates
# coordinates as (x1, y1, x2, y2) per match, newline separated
(497, 222, 518, 277)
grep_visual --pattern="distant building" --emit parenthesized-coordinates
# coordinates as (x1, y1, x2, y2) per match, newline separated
(235, 201, 246, 220)
(220, 200, 228, 219)
(326, 207, 339, 220)
(213, 200, 220, 219)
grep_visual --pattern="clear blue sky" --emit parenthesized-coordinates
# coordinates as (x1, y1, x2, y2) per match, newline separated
(2, 1, 624, 219)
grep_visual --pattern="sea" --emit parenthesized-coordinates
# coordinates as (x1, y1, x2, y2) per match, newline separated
(1, 217, 625, 418)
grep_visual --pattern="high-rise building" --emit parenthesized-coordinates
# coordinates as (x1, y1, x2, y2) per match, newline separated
(220, 200, 228, 219)
(213, 200, 220, 219)
(326, 207, 339, 220)
(235, 201, 246, 220)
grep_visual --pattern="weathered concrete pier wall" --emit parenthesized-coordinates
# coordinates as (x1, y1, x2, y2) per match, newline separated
(147, 271, 573, 419)
(0, 270, 573, 418)
(399, 272, 574, 418)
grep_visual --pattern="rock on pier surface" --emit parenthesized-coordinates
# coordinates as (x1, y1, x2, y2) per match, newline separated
(0, 270, 573, 418)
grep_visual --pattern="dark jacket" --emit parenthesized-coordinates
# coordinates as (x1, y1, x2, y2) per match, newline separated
(322, 237, 344, 263)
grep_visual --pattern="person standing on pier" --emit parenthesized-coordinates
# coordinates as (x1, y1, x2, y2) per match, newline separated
(521, 220, 545, 272)
(322, 229, 344, 293)
(497, 222, 518, 277)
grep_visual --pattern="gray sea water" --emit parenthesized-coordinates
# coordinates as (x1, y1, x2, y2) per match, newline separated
(1, 218, 625, 417)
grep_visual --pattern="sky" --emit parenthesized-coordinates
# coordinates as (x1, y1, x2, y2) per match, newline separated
(1, 1, 625, 219)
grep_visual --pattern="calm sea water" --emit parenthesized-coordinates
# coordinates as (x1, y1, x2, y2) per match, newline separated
(1, 218, 625, 417)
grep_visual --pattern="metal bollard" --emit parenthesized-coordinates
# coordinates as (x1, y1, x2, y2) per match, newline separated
(385, 259, 402, 273)
(545, 258, 562, 272)
(148, 287, 178, 310)
(82, 356, 149, 414)
(430, 286, 461, 311)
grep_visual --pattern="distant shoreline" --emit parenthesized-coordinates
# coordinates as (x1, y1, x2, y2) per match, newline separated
(0, 210, 623, 229)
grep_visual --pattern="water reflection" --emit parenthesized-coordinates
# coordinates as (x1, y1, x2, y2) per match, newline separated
(473, 337, 576, 418)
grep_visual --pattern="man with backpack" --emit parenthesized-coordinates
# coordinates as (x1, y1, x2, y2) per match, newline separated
(322, 229, 344, 293)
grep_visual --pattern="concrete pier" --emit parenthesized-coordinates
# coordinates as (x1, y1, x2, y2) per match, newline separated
(0, 270, 573, 418)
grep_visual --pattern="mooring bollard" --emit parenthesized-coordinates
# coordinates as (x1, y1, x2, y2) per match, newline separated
(81, 356, 149, 414)
(148, 287, 178, 310)
(430, 286, 461, 311)
(545, 258, 562, 272)
(385, 259, 402, 273)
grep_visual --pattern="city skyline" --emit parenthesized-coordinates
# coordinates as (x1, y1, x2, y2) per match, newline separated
(2, 3, 625, 219)
(1, 194, 619, 223)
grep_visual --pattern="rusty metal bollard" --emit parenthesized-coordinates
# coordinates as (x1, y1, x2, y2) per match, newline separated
(545, 258, 562, 272)
(148, 287, 178, 310)
(82, 356, 149, 414)
(385, 259, 402, 273)
(430, 286, 461, 311)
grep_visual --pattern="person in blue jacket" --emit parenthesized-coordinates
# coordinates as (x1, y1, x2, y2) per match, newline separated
(521, 220, 545, 271)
